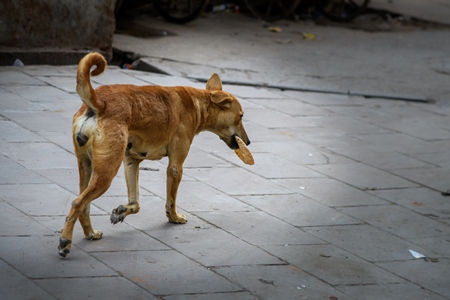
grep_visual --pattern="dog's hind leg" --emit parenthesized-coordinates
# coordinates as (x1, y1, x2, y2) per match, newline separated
(75, 153, 103, 240)
(110, 155, 142, 224)
(59, 129, 127, 257)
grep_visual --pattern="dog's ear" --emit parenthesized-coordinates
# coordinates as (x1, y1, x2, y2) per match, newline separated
(206, 73, 222, 91)
(210, 91, 232, 108)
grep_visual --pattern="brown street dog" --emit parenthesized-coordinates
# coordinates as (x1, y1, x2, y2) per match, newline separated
(58, 52, 251, 257)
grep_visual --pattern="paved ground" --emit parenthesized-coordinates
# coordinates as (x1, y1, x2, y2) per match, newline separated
(113, 10, 450, 106)
(1, 55, 450, 299)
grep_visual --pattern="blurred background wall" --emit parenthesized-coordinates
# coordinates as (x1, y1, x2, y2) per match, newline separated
(0, 0, 116, 64)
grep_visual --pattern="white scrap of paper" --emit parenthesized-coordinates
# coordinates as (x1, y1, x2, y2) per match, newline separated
(409, 249, 426, 259)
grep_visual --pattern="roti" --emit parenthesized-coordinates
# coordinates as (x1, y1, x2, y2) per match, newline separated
(234, 136, 254, 165)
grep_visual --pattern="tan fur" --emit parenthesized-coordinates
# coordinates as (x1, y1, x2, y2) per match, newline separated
(58, 52, 251, 257)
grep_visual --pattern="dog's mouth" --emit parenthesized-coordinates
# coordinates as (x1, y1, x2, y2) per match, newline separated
(223, 134, 250, 150)
(230, 134, 239, 150)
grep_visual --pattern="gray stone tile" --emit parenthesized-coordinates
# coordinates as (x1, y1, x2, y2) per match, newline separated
(376, 259, 450, 298)
(310, 163, 418, 190)
(355, 133, 438, 154)
(0, 70, 45, 86)
(328, 145, 433, 170)
(304, 225, 436, 262)
(1, 111, 72, 133)
(35, 215, 170, 253)
(339, 205, 450, 239)
(324, 104, 397, 125)
(0, 120, 47, 142)
(137, 158, 197, 183)
(148, 228, 282, 267)
(22, 65, 78, 77)
(0, 200, 55, 236)
(222, 85, 281, 99)
(233, 121, 299, 143)
(251, 98, 332, 116)
(182, 147, 232, 168)
(263, 244, 404, 285)
(0, 155, 50, 184)
(93, 250, 241, 295)
(4, 85, 77, 103)
(369, 188, 450, 221)
(35, 276, 158, 300)
(33, 168, 82, 195)
(245, 107, 317, 128)
(0, 90, 44, 111)
(164, 292, 259, 300)
(35, 76, 76, 93)
(215, 152, 326, 179)
(36, 98, 82, 120)
(0, 260, 56, 300)
(338, 282, 448, 300)
(0, 142, 77, 170)
(237, 194, 360, 227)
(196, 211, 324, 246)
(380, 118, 450, 141)
(143, 180, 256, 212)
(90, 69, 151, 86)
(254, 141, 354, 165)
(307, 115, 389, 135)
(93, 195, 213, 231)
(184, 167, 291, 196)
(273, 177, 388, 206)
(392, 167, 450, 192)
(412, 235, 450, 257)
(295, 130, 370, 149)
(410, 151, 450, 168)
(128, 72, 201, 87)
(0, 236, 117, 277)
(38, 131, 75, 153)
(190, 130, 263, 154)
(214, 265, 354, 300)
(1, 183, 76, 216)
(35, 167, 141, 198)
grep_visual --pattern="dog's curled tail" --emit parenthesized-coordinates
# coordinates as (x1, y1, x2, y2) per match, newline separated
(76, 52, 107, 113)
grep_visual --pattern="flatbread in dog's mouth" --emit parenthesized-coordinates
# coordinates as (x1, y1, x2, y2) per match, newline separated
(234, 136, 254, 165)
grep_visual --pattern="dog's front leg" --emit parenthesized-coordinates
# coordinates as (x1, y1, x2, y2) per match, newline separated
(166, 162, 187, 224)
(111, 155, 142, 224)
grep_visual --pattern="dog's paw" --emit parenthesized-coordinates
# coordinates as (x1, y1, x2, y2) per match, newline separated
(110, 205, 127, 224)
(168, 213, 187, 224)
(58, 238, 72, 258)
(86, 229, 103, 240)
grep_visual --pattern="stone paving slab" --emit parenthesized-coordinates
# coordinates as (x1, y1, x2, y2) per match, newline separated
(0, 200, 55, 236)
(148, 227, 283, 267)
(338, 282, 449, 300)
(0, 236, 118, 278)
(0, 155, 51, 184)
(35, 276, 158, 300)
(304, 225, 439, 262)
(195, 211, 324, 246)
(1, 65, 450, 299)
(93, 250, 242, 295)
(0, 260, 56, 300)
(213, 264, 353, 300)
(237, 194, 360, 227)
(370, 187, 448, 217)
(376, 259, 450, 298)
(339, 205, 449, 239)
(276, 177, 388, 207)
(263, 244, 404, 285)
(310, 162, 419, 190)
